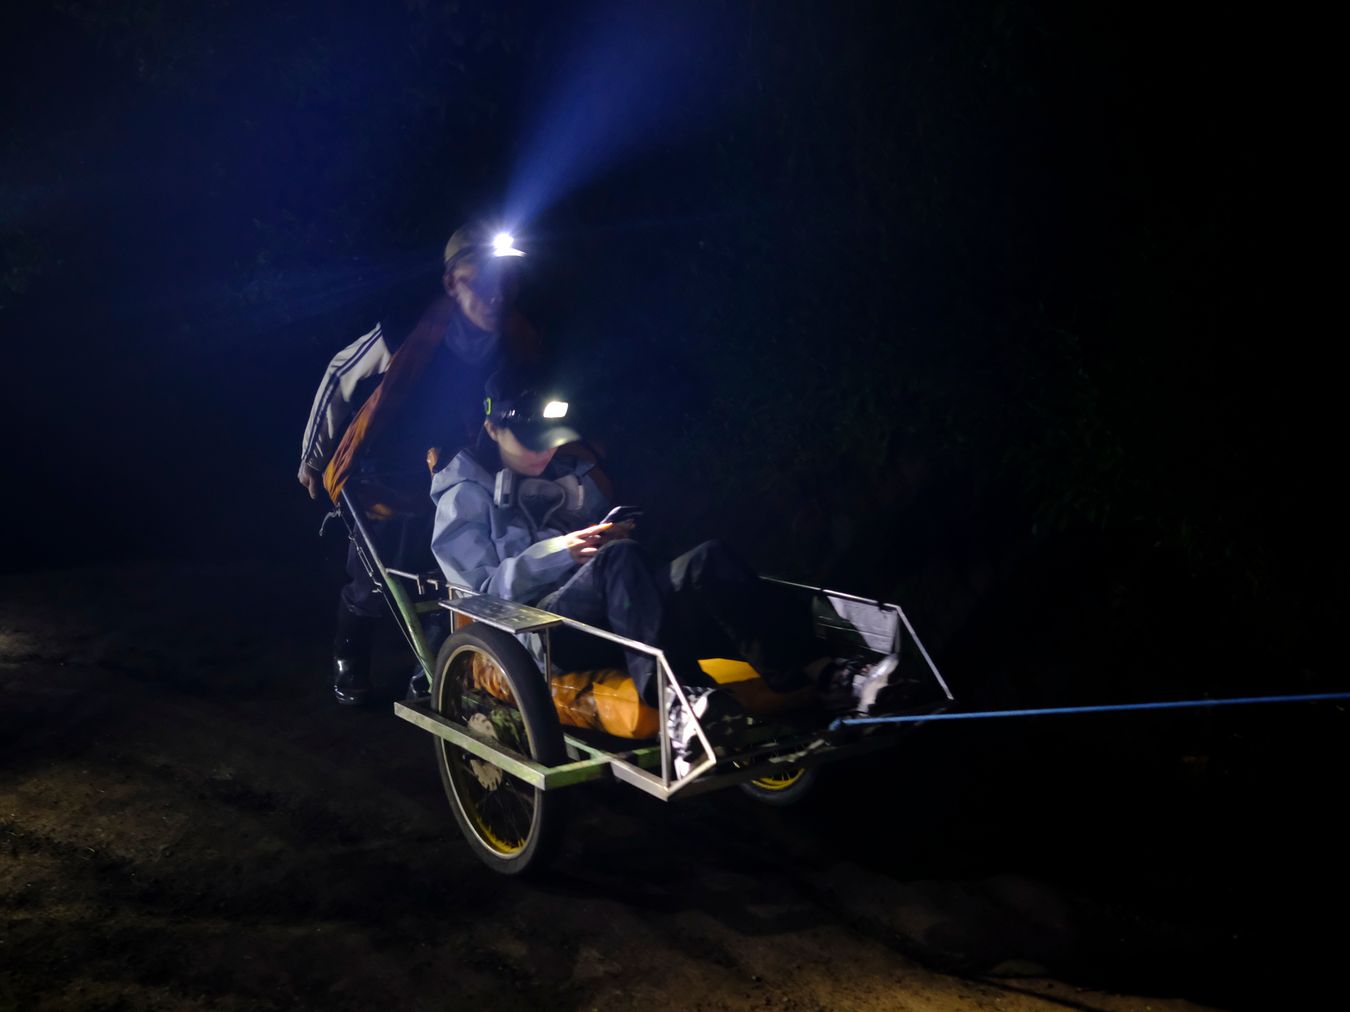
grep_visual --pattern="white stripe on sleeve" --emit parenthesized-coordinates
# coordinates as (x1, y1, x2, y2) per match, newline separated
(299, 324, 392, 471)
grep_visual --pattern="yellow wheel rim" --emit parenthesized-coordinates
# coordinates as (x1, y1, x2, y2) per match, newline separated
(750, 767, 807, 791)
(461, 787, 528, 855)
(441, 646, 535, 859)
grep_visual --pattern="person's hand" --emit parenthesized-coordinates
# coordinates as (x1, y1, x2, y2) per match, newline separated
(560, 519, 630, 563)
(561, 523, 608, 563)
(601, 519, 636, 542)
(297, 464, 324, 500)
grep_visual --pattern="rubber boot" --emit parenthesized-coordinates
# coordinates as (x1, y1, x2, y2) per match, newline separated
(332, 605, 376, 706)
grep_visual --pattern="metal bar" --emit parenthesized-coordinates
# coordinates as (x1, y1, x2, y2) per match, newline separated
(889, 603, 954, 701)
(338, 489, 436, 672)
(382, 574, 436, 673)
(562, 736, 618, 759)
(665, 753, 719, 796)
(605, 728, 902, 801)
(609, 761, 674, 800)
(442, 589, 691, 662)
(438, 596, 562, 634)
(626, 745, 663, 770)
(658, 652, 720, 791)
(668, 733, 901, 799)
(543, 626, 554, 692)
(606, 752, 721, 800)
(393, 701, 612, 789)
(657, 648, 671, 784)
(534, 611, 668, 657)
(386, 567, 443, 594)
(763, 575, 952, 698)
(832, 691, 1350, 730)
(564, 735, 662, 768)
(338, 490, 382, 574)
(761, 575, 888, 607)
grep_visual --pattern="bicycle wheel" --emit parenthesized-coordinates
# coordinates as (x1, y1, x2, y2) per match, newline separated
(738, 766, 819, 807)
(431, 623, 567, 875)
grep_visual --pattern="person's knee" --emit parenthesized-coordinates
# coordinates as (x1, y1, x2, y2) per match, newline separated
(595, 537, 645, 570)
(675, 538, 745, 588)
(691, 538, 730, 562)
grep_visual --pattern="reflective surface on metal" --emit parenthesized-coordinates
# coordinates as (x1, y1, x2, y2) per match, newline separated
(441, 595, 563, 633)
(394, 701, 610, 789)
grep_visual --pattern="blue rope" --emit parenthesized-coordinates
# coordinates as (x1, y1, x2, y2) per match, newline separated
(831, 691, 1350, 730)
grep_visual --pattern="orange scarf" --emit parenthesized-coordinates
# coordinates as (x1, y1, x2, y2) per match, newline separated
(324, 296, 540, 501)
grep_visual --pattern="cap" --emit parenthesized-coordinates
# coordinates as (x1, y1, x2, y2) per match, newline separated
(483, 368, 579, 452)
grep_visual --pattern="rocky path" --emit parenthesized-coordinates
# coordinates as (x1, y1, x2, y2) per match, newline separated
(0, 562, 1242, 1009)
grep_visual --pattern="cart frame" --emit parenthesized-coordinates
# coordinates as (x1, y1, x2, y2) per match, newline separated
(334, 484, 954, 802)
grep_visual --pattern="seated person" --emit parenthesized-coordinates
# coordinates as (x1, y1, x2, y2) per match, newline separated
(429, 367, 905, 770)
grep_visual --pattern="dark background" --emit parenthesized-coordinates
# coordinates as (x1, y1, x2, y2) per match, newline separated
(2, 2, 1345, 1005)
(5, 0, 1342, 701)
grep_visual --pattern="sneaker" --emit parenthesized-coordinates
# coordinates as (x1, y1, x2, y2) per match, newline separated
(817, 653, 902, 715)
(667, 686, 743, 778)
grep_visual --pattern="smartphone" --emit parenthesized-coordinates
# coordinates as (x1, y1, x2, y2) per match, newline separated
(601, 505, 643, 525)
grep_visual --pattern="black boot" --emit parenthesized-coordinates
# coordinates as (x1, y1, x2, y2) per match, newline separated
(405, 612, 448, 702)
(333, 655, 373, 706)
(405, 667, 430, 702)
(333, 606, 376, 706)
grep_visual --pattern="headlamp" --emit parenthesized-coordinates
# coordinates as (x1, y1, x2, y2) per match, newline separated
(483, 379, 580, 452)
(486, 392, 568, 424)
(492, 232, 526, 257)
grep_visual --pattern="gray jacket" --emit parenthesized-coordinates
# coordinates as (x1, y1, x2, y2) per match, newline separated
(429, 448, 610, 604)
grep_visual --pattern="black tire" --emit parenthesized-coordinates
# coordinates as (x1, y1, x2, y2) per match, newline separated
(431, 624, 567, 875)
(738, 766, 819, 807)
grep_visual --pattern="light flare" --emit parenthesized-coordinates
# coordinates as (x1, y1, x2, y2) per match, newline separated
(492, 232, 526, 257)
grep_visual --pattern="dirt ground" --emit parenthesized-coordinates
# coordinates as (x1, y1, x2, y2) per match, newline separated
(0, 560, 1315, 1010)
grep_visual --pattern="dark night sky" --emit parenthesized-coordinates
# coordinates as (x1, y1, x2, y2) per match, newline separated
(2, 1, 1343, 694)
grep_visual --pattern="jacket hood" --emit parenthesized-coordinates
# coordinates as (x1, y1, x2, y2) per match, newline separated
(431, 446, 494, 498)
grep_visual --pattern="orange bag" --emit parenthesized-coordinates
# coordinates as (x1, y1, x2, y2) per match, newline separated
(458, 616, 813, 740)
(547, 659, 814, 739)
(551, 669, 660, 739)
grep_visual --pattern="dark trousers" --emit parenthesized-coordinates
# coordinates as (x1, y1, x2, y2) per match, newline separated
(335, 510, 436, 655)
(339, 540, 383, 619)
(537, 539, 818, 705)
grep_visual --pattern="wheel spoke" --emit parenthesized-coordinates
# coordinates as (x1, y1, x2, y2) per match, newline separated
(433, 631, 561, 870)
(483, 784, 529, 847)
(446, 651, 534, 852)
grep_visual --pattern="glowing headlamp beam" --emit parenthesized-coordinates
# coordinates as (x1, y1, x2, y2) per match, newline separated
(492, 232, 526, 257)
(542, 400, 568, 419)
